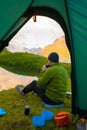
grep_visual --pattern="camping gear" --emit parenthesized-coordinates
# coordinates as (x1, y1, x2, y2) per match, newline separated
(54, 111, 70, 126)
(66, 92, 72, 99)
(41, 110, 54, 120)
(24, 106, 30, 115)
(0, 0, 87, 118)
(43, 102, 64, 108)
(0, 108, 6, 116)
(32, 109, 54, 127)
(76, 122, 87, 130)
(32, 115, 45, 127)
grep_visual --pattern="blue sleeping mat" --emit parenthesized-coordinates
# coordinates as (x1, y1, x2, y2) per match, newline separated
(0, 108, 6, 116)
(43, 102, 64, 108)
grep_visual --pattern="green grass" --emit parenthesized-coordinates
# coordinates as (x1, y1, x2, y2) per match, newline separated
(0, 89, 77, 130)
(0, 49, 77, 130)
(0, 49, 48, 76)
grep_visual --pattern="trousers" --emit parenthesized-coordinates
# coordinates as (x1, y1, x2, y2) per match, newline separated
(22, 80, 62, 105)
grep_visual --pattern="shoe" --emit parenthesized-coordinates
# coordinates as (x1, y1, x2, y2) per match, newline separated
(16, 85, 24, 95)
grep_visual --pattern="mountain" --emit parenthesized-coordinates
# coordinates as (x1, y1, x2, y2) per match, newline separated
(38, 37, 70, 63)
(24, 47, 42, 54)
(6, 41, 42, 54)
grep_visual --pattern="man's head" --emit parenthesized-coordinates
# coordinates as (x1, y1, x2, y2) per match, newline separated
(48, 52, 59, 64)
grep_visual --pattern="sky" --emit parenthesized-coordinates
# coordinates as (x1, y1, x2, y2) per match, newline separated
(8, 16, 64, 50)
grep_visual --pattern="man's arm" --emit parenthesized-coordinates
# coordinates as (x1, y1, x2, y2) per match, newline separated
(37, 67, 53, 88)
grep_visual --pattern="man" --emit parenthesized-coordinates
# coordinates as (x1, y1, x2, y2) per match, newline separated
(16, 52, 68, 105)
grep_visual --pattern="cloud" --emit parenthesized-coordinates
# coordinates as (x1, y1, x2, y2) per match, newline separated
(8, 16, 64, 51)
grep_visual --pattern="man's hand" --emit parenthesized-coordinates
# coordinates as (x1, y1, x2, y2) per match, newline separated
(42, 65, 49, 71)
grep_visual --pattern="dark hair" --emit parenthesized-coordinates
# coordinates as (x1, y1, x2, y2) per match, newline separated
(48, 52, 59, 62)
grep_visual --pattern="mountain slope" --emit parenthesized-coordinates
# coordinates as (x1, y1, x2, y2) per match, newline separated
(39, 37, 70, 63)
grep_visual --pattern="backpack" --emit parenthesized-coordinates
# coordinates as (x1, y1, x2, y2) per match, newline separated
(54, 111, 70, 126)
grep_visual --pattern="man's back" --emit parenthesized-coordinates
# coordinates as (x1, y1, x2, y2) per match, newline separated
(37, 63, 68, 103)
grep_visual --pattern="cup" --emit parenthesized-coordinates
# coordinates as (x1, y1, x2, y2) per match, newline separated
(24, 106, 30, 115)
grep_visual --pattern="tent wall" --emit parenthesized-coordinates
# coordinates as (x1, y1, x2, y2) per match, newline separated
(67, 0, 87, 117)
(0, 0, 33, 40)
(0, 0, 71, 51)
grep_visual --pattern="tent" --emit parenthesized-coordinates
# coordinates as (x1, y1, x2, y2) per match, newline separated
(0, 0, 87, 118)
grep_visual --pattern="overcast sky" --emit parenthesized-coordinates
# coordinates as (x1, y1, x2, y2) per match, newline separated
(9, 16, 64, 49)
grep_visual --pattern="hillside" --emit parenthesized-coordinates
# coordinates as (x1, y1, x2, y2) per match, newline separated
(39, 37, 70, 63)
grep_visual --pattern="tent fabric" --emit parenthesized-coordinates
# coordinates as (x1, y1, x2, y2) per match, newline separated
(0, 0, 71, 50)
(67, 0, 87, 117)
(0, 0, 87, 118)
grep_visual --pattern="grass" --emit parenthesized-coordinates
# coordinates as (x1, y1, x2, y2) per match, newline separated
(0, 49, 48, 76)
(0, 49, 77, 130)
(0, 89, 76, 130)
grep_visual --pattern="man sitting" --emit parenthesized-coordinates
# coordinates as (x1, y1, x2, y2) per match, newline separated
(16, 52, 68, 105)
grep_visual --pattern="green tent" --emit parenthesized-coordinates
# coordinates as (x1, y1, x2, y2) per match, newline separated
(0, 0, 87, 118)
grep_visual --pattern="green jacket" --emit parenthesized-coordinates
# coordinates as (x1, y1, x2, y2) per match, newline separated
(37, 63, 68, 103)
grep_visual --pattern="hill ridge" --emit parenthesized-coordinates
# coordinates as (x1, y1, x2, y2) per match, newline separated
(38, 37, 70, 63)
